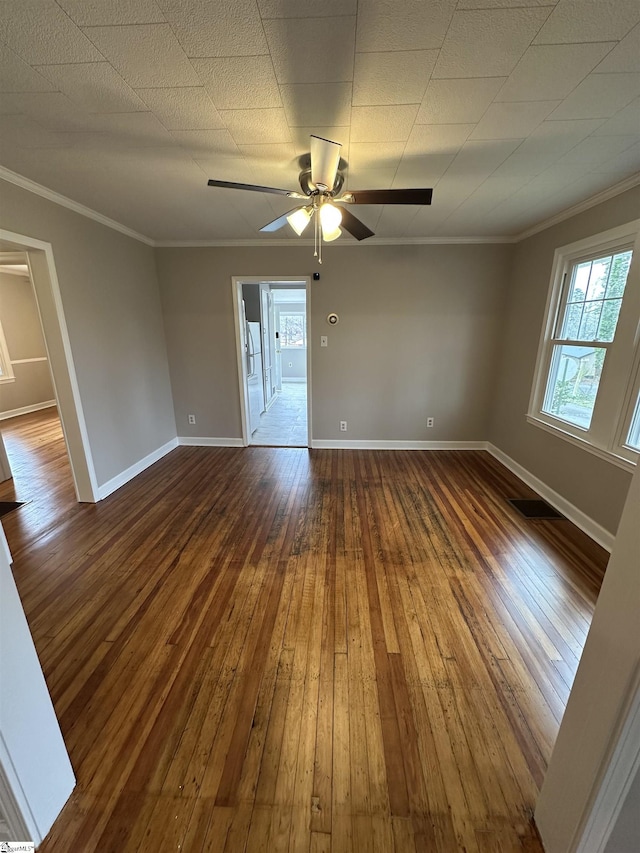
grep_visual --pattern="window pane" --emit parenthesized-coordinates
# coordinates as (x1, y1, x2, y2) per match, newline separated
(280, 313, 306, 347)
(543, 344, 605, 429)
(585, 257, 611, 301)
(560, 249, 631, 342)
(606, 250, 632, 298)
(627, 393, 640, 451)
(578, 300, 602, 340)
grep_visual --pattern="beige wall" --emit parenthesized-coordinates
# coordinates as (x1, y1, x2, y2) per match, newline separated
(156, 243, 512, 441)
(0, 270, 54, 414)
(0, 180, 176, 486)
(489, 186, 640, 536)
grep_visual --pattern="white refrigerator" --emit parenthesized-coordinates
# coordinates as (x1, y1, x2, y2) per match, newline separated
(246, 321, 265, 433)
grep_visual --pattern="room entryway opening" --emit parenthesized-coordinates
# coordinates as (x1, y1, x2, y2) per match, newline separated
(232, 277, 311, 447)
(0, 230, 98, 503)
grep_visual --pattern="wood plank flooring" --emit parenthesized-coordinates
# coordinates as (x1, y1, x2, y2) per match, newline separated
(0, 410, 608, 852)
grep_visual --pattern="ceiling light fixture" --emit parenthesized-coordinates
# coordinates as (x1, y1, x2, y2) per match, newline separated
(287, 206, 312, 236)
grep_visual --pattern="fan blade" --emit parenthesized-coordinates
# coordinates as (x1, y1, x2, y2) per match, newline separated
(341, 188, 433, 205)
(260, 207, 306, 233)
(340, 207, 375, 241)
(207, 179, 306, 199)
(310, 135, 342, 191)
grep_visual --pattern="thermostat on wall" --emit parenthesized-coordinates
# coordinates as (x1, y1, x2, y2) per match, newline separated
(327, 313, 339, 325)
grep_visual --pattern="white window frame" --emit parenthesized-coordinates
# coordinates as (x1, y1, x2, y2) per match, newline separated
(0, 318, 15, 383)
(277, 308, 307, 349)
(528, 219, 640, 471)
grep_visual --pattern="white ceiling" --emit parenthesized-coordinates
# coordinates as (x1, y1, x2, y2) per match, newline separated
(0, 0, 639, 243)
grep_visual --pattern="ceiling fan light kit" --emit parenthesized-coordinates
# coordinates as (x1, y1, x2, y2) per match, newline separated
(207, 135, 433, 262)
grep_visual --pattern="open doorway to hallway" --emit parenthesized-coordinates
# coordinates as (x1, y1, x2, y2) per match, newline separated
(236, 279, 310, 448)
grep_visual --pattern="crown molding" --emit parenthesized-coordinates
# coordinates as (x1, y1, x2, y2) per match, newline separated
(155, 234, 515, 248)
(515, 173, 640, 242)
(0, 166, 155, 247)
(3, 164, 638, 250)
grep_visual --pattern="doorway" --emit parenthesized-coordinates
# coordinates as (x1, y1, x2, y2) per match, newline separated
(232, 277, 311, 447)
(0, 230, 98, 502)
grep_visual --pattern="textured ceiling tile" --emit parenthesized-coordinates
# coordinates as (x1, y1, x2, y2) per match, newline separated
(169, 128, 240, 157)
(351, 105, 418, 142)
(82, 24, 200, 88)
(496, 43, 616, 102)
(373, 204, 421, 238)
(237, 142, 297, 164)
(416, 78, 506, 124)
(264, 17, 356, 84)
(193, 156, 253, 181)
(534, 0, 640, 44)
(1, 91, 100, 131)
(157, 0, 267, 57)
(596, 23, 640, 72)
(348, 141, 406, 171)
(280, 83, 351, 127)
(136, 87, 223, 130)
(219, 108, 291, 145)
(405, 124, 475, 155)
(433, 8, 552, 78)
(191, 56, 281, 111)
(554, 133, 639, 167)
(0, 0, 104, 64)
(550, 73, 640, 121)
(591, 142, 640, 177)
(35, 63, 147, 113)
(356, 0, 457, 52)
(492, 119, 605, 177)
(89, 112, 176, 146)
(291, 126, 350, 156)
(347, 167, 395, 190)
(170, 17, 267, 58)
(0, 115, 71, 150)
(353, 50, 437, 106)
(57, 0, 167, 26)
(0, 43, 57, 93)
(394, 153, 456, 186)
(258, 0, 356, 17)
(443, 139, 524, 184)
(593, 98, 640, 136)
(471, 100, 559, 140)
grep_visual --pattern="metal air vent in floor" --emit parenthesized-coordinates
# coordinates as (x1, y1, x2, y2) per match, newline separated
(508, 499, 564, 519)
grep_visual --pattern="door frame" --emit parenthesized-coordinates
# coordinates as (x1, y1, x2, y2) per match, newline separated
(0, 229, 98, 502)
(231, 276, 312, 447)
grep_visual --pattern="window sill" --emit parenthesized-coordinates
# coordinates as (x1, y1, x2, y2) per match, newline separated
(0, 376, 15, 384)
(526, 414, 637, 473)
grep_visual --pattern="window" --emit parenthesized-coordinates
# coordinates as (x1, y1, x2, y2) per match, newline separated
(627, 393, 640, 451)
(279, 312, 306, 348)
(0, 318, 14, 383)
(529, 220, 640, 469)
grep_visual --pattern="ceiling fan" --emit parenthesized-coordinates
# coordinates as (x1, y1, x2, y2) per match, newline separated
(207, 135, 433, 262)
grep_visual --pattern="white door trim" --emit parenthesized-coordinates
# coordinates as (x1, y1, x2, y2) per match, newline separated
(231, 276, 312, 447)
(0, 229, 98, 502)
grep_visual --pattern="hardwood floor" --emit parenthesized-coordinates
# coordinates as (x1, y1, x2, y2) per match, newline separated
(0, 411, 608, 852)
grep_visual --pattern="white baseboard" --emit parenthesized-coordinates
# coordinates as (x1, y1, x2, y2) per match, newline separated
(310, 439, 488, 451)
(0, 400, 56, 421)
(97, 438, 179, 500)
(178, 436, 244, 447)
(487, 443, 615, 552)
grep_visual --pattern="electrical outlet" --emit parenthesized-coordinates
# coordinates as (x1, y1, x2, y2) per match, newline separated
(340, 420, 347, 432)
(427, 417, 434, 428)
(188, 414, 196, 425)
